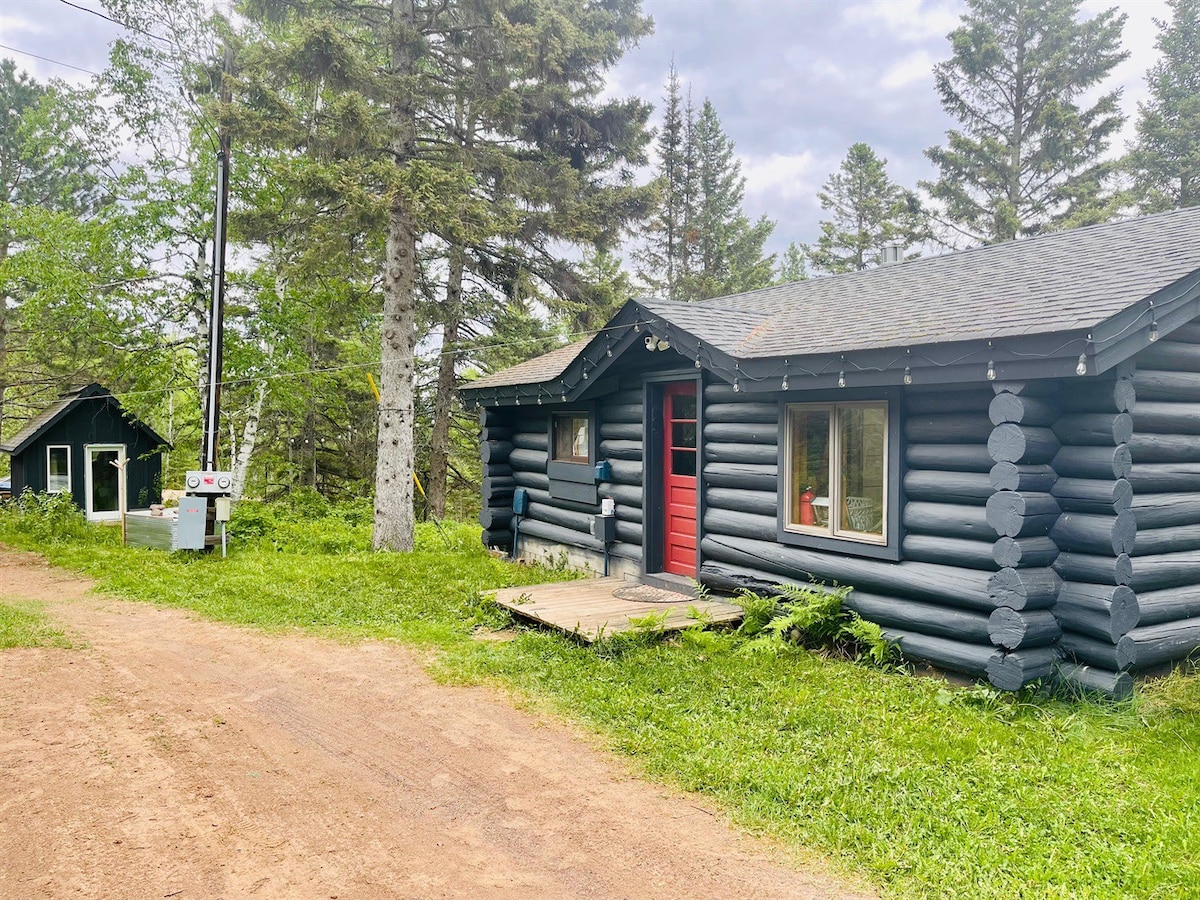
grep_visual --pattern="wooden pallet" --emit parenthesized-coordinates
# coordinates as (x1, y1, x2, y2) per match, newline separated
(488, 577, 743, 642)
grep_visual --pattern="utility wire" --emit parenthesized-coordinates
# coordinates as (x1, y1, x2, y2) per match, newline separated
(56, 0, 173, 46)
(0, 43, 101, 76)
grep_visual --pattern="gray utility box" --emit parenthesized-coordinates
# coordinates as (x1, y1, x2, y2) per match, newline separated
(176, 495, 209, 550)
(590, 513, 616, 544)
(126, 497, 210, 552)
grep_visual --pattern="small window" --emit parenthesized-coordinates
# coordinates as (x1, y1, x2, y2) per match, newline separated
(47, 445, 71, 493)
(552, 413, 590, 464)
(785, 402, 887, 544)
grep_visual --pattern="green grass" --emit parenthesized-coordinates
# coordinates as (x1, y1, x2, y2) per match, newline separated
(1, 501, 1197, 899)
(0, 599, 73, 649)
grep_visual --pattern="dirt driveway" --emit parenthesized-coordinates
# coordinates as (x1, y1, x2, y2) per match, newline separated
(0, 550, 870, 899)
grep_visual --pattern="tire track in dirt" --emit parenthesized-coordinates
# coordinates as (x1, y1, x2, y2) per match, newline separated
(0, 549, 873, 899)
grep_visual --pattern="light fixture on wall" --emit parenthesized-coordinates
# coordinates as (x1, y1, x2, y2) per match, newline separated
(1076, 334, 1091, 376)
(644, 335, 657, 351)
(837, 370, 845, 388)
(1149, 303, 1160, 342)
(903, 366, 912, 385)
(986, 360, 996, 381)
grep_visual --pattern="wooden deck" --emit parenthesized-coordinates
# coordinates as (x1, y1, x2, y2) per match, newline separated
(488, 577, 743, 642)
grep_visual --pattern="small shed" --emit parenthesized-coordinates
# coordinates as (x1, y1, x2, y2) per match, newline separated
(462, 207, 1200, 698)
(1, 383, 169, 520)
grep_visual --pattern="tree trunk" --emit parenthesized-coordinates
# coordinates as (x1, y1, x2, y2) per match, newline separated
(230, 381, 267, 503)
(428, 245, 463, 519)
(373, 0, 418, 552)
(0, 238, 9, 435)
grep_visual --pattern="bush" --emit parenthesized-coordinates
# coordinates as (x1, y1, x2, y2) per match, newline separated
(0, 490, 96, 545)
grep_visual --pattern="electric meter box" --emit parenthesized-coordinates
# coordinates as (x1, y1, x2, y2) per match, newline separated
(590, 513, 616, 544)
(176, 495, 209, 550)
(512, 487, 529, 515)
(184, 470, 233, 495)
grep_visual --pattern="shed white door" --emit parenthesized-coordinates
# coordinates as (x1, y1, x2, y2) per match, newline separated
(84, 444, 125, 521)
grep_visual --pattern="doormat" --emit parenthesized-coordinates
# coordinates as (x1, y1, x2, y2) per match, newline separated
(612, 584, 693, 604)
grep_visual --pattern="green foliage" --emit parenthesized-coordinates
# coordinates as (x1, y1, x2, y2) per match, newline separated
(807, 143, 929, 274)
(0, 491, 94, 545)
(1129, 0, 1200, 212)
(637, 76, 775, 302)
(773, 241, 808, 284)
(734, 581, 898, 667)
(0, 600, 73, 649)
(923, 0, 1129, 243)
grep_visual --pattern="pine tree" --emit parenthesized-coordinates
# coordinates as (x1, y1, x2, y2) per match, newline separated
(807, 143, 929, 275)
(231, 0, 653, 548)
(676, 99, 774, 301)
(923, 0, 1128, 244)
(775, 242, 808, 284)
(1129, 0, 1200, 212)
(635, 63, 687, 300)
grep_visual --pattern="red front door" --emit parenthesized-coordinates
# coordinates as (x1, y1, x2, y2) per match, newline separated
(663, 381, 698, 577)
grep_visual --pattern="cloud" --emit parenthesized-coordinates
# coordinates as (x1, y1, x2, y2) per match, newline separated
(841, 0, 962, 43)
(879, 50, 937, 91)
(742, 151, 820, 205)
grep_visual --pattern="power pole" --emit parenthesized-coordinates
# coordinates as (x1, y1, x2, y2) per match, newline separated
(201, 47, 233, 471)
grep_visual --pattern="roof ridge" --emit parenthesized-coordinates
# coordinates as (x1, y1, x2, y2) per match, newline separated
(708, 206, 1200, 301)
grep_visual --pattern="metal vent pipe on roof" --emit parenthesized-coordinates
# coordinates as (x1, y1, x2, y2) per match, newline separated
(880, 242, 905, 266)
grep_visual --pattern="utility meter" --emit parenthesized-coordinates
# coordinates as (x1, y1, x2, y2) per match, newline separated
(185, 470, 233, 495)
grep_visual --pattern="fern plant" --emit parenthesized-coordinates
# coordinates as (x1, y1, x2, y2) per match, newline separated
(733, 580, 897, 667)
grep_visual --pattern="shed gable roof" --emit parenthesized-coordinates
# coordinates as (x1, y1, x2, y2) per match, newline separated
(0, 383, 170, 455)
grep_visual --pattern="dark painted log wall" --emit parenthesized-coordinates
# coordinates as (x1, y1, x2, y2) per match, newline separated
(478, 384, 646, 563)
(1121, 320, 1200, 672)
(476, 317, 1200, 696)
(700, 383, 1010, 680)
(1046, 371, 1134, 689)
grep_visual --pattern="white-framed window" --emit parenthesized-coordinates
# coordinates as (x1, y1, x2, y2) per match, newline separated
(785, 402, 888, 544)
(46, 445, 71, 493)
(551, 412, 591, 464)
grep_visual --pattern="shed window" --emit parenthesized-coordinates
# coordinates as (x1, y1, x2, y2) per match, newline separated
(785, 402, 887, 544)
(552, 413, 590, 464)
(47, 446, 71, 493)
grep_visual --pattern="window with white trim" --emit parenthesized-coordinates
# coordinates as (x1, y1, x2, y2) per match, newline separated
(47, 445, 71, 493)
(785, 402, 888, 544)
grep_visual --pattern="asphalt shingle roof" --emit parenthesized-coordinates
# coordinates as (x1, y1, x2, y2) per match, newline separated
(466, 339, 592, 391)
(463, 207, 1200, 391)
(0, 384, 169, 455)
(0, 386, 89, 454)
(701, 206, 1200, 358)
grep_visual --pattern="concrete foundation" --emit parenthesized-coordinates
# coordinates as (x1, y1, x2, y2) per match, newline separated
(514, 533, 641, 581)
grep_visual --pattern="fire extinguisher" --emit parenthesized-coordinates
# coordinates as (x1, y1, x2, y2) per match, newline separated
(799, 486, 816, 526)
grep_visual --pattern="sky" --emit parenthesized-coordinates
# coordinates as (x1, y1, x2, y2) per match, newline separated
(1, 0, 1173, 256)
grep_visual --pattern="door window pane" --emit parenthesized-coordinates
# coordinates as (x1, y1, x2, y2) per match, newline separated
(91, 450, 120, 513)
(671, 421, 696, 449)
(47, 447, 70, 493)
(671, 449, 696, 477)
(837, 406, 886, 536)
(672, 393, 697, 420)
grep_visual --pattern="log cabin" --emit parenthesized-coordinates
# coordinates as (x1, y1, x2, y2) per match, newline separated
(461, 207, 1200, 698)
